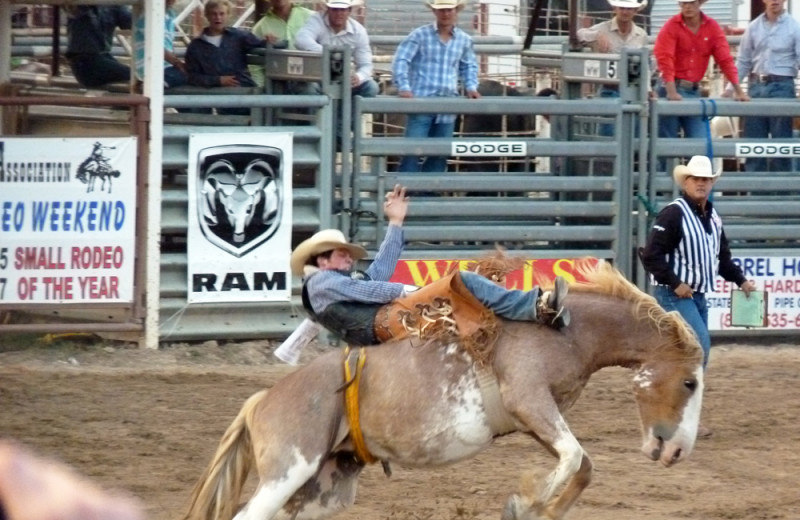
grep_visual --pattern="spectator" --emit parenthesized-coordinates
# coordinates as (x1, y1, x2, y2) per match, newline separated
(133, 0, 186, 90)
(0, 439, 144, 520)
(249, 0, 313, 87)
(653, 0, 748, 143)
(577, 0, 647, 55)
(392, 0, 480, 173)
(65, 6, 132, 89)
(294, 0, 379, 99)
(735, 0, 800, 173)
(185, 0, 266, 89)
(639, 155, 756, 438)
(577, 0, 647, 136)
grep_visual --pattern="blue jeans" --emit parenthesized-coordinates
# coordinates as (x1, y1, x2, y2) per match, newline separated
(353, 78, 379, 98)
(657, 84, 706, 139)
(598, 88, 618, 137)
(461, 271, 539, 321)
(69, 53, 130, 88)
(164, 66, 187, 89)
(655, 286, 710, 369)
(399, 113, 455, 173)
(305, 79, 378, 137)
(743, 79, 795, 173)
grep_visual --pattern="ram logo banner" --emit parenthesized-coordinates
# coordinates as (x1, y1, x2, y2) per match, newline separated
(187, 134, 293, 303)
(197, 145, 282, 257)
(0, 137, 137, 304)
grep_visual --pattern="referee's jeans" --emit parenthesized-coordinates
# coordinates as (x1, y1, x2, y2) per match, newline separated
(655, 286, 710, 369)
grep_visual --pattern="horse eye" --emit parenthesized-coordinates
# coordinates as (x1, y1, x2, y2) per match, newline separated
(684, 379, 698, 392)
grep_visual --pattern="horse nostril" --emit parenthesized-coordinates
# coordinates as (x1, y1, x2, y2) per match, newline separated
(672, 448, 682, 462)
(650, 447, 661, 460)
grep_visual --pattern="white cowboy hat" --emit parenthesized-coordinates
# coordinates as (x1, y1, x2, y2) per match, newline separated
(608, 0, 646, 9)
(673, 155, 721, 186)
(426, 0, 466, 10)
(325, 0, 361, 7)
(290, 229, 367, 276)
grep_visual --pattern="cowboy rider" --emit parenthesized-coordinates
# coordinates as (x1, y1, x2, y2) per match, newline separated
(290, 184, 571, 346)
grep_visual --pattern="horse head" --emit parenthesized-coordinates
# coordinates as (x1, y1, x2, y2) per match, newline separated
(632, 310, 704, 467)
(575, 260, 704, 468)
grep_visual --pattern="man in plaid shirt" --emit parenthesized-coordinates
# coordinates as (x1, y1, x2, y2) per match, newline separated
(392, 0, 481, 174)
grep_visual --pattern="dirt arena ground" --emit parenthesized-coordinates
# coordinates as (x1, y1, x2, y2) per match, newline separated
(1, 337, 798, 520)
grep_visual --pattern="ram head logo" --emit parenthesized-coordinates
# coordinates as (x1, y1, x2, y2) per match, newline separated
(196, 145, 283, 257)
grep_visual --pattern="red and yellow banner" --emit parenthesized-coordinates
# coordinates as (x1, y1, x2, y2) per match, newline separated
(390, 258, 598, 289)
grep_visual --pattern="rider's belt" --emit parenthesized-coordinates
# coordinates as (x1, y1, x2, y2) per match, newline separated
(675, 79, 700, 91)
(749, 73, 794, 83)
(374, 271, 490, 343)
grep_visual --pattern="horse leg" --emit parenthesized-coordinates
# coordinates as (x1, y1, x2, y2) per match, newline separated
(233, 453, 321, 520)
(500, 407, 590, 520)
(538, 453, 592, 519)
(277, 452, 364, 519)
(236, 358, 352, 520)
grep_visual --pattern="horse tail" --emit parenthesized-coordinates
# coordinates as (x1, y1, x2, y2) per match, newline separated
(182, 389, 267, 520)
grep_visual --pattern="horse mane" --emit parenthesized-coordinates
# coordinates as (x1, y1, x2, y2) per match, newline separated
(571, 259, 701, 360)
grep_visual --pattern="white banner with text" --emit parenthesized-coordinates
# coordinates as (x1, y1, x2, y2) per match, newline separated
(187, 133, 293, 303)
(708, 256, 800, 330)
(0, 137, 137, 304)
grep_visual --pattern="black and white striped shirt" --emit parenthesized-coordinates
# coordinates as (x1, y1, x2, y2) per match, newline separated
(641, 195, 746, 293)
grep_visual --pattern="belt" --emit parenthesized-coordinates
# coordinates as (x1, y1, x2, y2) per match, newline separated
(675, 79, 700, 90)
(749, 73, 794, 83)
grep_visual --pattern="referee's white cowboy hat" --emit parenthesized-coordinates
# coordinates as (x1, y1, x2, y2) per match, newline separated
(608, 0, 646, 9)
(673, 155, 721, 186)
(290, 229, 367, 276)
(426, 0, 467, 10)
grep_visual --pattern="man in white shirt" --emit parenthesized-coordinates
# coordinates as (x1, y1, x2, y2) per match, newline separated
(577, 0, 648, 54)
(294, 0, 378, 98)
(577, 0, 648, 135)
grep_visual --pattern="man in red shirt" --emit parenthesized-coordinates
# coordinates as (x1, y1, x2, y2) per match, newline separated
(653, 0, 748, 140)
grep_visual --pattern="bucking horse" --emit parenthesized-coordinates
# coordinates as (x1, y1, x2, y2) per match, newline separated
(182, 260, 703, 520)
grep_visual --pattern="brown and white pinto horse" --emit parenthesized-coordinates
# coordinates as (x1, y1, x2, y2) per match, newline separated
(183, 261, 704, 520)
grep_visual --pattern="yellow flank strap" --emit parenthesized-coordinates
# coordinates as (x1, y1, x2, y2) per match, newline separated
(343, 346, 378, 464)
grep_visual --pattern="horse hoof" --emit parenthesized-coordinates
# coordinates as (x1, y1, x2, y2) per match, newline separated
(501, 494, 531, 520)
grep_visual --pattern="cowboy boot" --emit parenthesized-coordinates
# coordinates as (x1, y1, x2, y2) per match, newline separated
(535, 276, 570, 329)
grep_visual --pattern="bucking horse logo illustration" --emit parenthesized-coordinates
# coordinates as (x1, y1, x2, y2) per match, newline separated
(75, 142, 121, 193)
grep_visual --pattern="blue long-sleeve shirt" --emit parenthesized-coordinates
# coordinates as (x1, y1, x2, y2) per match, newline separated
(736, 11, 800, 79)
(185, 27, 265, 87)
(304, 225, 405, 314)
(392, 23, 479, 97)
